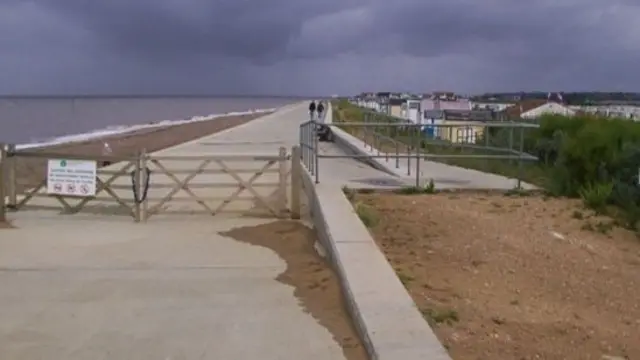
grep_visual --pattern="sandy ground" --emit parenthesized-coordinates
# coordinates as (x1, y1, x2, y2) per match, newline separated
(7, 112, 266, 193)
(354, 191, 640, 360)
(222, 221, 368, 360)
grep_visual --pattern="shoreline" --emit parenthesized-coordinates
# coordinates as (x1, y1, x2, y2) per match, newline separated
(8, 111, 272, 194)
(14, 108, 276, 150)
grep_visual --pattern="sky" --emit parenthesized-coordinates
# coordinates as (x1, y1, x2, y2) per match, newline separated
(1, 0, 639, 96)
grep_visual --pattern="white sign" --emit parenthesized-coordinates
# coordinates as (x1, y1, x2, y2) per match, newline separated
(47, 159, 97, 197)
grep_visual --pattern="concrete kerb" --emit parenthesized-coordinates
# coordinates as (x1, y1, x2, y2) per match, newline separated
(299, 168, 452, 360)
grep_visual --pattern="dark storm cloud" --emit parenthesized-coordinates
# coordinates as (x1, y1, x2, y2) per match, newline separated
(1, 0, 639, 94)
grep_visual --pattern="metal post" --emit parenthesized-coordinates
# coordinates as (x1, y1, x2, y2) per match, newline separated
(508, 122, 514, 166)
(517, 127, 524, 189)
(290, 145, 302, 219)
(303, 123, 308, 172)
(314, 123, 320, 184)
(415, 127, 421, 187)
(363, 125, 369, 149)
(307, 123, 316, 175)
(299, 125, 303, 164)
(407, 126, 411, 176)
(278, 146, 288, 218)
(485, 125, 490, 147)
(307, 123, 312, 171)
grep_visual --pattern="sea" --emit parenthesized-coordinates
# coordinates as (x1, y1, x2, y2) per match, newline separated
(0, 96, 299, 149)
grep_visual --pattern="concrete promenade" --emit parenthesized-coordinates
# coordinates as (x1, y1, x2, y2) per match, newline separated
(0, 103, 348, 360)
(312, 106, 412, 188)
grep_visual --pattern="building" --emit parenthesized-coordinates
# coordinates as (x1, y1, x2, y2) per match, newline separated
(503, 99, 575, 120)
(422, 109, 494, 143)
(471, 101, 514, 112)
(389, 98, 404, 118)
(375, 92, 391, 114)
(401, 99, 422, 123)
(421, 92, 472, 112)
(571, 101, 640, 120)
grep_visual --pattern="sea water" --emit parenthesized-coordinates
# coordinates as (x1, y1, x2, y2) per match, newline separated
(0, 96, 296, 148)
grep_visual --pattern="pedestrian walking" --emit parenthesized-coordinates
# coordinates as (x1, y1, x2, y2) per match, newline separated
(317, 102, 325, 121)
(308, 100, 316, 120)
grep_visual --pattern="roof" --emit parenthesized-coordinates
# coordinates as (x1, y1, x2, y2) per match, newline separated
(503, 99, 548, 118)
(424, 109, 495, 121)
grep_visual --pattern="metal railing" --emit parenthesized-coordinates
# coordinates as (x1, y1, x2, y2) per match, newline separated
(299, 113, 540, 187)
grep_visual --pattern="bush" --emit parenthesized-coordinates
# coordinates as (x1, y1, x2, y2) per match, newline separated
(579, 182, 613, 213)
(334, 101, 640, 228)
(355, 202, 378, 228)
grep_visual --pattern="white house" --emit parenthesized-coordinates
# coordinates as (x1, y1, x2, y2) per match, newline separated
(571, 104, 640, 120)
(401, 99, 422, 123)
(520, 102, 575, 119)
(503, 99, 576, 119)
(471, 102, 514, 112)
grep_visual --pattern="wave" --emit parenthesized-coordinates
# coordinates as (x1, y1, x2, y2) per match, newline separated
(15, 108, 276, 150)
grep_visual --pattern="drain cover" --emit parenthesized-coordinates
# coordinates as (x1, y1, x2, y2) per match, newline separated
(352, 177, 406, 187)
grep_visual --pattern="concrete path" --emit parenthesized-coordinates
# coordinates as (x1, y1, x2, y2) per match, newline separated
(0, 103, 347, 360)
(312, 105, 412, 189)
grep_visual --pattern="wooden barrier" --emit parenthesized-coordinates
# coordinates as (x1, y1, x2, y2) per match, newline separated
(5, 148, 143, 221)
(142, 150, 290, 220)
(4, 145, 292, 222)
(0, 143, 6, 222)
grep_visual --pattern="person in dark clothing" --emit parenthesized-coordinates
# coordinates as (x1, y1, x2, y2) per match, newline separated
(316, 102, 325, 120)
(308, 101, 316, 120)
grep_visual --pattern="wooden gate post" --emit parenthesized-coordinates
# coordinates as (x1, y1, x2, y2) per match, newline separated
(133, 150, 142, 223)
(290, 146, 302, 219)
(0, 143, 6, 222)
(140, 148, 148, 222)
(6, 144, 16, 209)
(278, 146, 288, 218)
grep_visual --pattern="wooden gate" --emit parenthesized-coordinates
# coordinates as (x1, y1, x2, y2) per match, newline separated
(141, 148, 290, 220)
(0, 145, 145, 220)
(0, 144, 292, 222)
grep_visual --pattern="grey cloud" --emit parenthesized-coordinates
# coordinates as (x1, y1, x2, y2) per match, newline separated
(1, 0, 639, 95)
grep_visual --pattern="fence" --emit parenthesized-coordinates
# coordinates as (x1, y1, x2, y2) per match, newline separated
(0, 144, 301, 222)
(299, 114, 539, 187)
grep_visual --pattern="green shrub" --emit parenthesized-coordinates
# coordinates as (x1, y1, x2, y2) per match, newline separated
(579, 182, 613, 213)
(355, 202, 378, 227)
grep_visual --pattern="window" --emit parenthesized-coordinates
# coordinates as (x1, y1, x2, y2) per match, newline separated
(456, 126, 476, 144)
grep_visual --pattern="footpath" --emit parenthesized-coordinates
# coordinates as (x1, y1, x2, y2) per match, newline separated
(0, 102, 348, 360)
(313, 107, 408, 188)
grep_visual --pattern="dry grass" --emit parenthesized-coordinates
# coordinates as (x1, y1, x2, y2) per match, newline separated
(354, 192, 640, 359)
